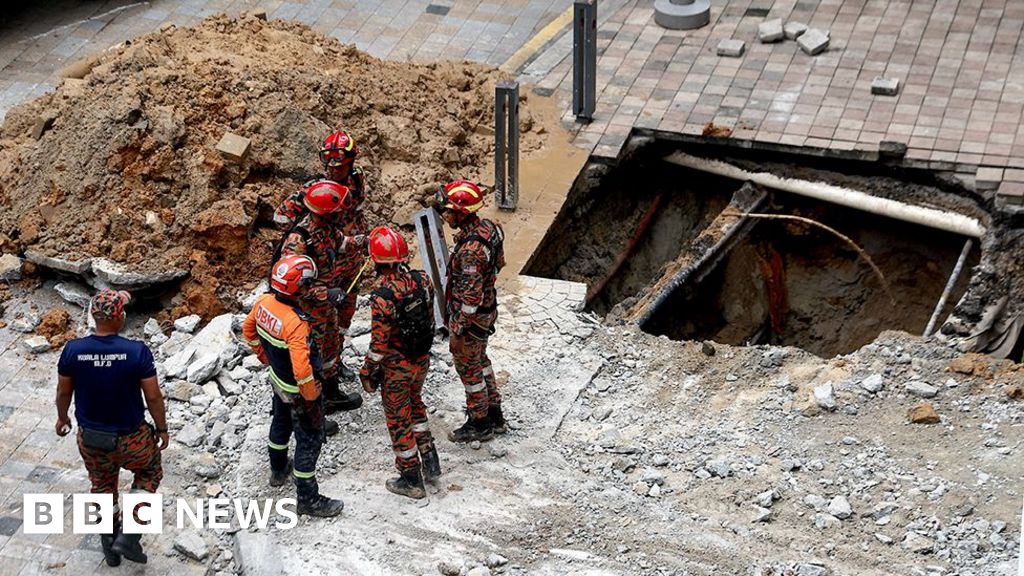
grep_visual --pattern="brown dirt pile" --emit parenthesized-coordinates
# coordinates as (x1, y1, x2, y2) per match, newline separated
(37, 308, 75, 347)
(0, 14, 544, 317)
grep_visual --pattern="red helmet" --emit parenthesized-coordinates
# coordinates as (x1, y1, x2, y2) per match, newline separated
(438, 179, 484, 214)
(319, 130, 358, 167)
(303, 180, 351, 215)
(368, 226, 409, 264)
(270, 255, 318, 296)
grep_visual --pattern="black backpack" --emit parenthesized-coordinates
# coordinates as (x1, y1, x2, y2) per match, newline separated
(376, 270, 435, 358)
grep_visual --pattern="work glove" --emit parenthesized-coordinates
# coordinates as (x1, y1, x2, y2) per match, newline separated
(359, 362, 384, 393)
(326, 287, 348, 305)
(341, 234, 368, 252)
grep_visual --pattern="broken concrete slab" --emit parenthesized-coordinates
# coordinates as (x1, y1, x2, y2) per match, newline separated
(797, 28, 830, 55)
(783, 21, 808, 40)
(871, 77, 900, 96)
(54, 282, 91, 308)
(22, 336, 50, 353)
(757, 19, 784, 43)
(173, 530, 209, 562)
(0, 254, 23, 281)
(174, 314, 202, 334)
(91, 258, 187, 288)
(234, 531, 284, 576)
(216, 132, 251, 163)
(716, 39, 746, 57)
(187, 353, 222, 384)
(24, 251, 92, 275)
(144, 318, 164, 338)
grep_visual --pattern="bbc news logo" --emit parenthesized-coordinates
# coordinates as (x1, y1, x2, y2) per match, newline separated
(24, 494, 298, 534)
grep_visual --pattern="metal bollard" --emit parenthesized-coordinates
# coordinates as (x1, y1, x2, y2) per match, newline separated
(413, 207, 450, 328)
(573, 0, 597, 121)
(494, 81, 519, 211)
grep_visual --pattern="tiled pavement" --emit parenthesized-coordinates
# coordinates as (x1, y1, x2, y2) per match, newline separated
(524, 0, 1024, 203)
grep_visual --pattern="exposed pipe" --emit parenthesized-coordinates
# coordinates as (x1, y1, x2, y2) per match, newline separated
(924, 238, 974, 337)
(586, 193, 665, 305)
(664, 152, 986, 238)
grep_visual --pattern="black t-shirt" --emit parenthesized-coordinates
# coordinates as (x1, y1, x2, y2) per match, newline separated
(57, 335, 156, 433)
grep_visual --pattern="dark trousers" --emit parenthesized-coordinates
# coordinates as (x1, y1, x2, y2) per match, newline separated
(268, 395, 325, 503)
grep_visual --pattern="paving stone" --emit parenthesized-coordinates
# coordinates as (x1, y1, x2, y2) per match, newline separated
(757, 19, 784, 43)
(976, 167, 1004, 191)
(216, 132, 251, 163)
(797, 28, 830, 55)
(996, 181, 1024, 206)
(871, 77, 900, 96)
(783, 21, 808, 40)
(716, 39, 746, 57)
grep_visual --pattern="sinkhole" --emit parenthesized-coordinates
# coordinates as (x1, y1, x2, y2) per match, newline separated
(526, 138, 983, 358)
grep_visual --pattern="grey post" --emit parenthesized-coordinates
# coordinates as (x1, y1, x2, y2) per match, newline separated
(573, 0, 597, 121)
(494, 80, 519, 210)
(413, 207, 450, 328)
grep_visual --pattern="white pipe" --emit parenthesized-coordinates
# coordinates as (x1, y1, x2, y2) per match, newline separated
(664, 152, 986, 238)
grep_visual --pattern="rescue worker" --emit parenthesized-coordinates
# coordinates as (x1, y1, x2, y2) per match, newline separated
(435, 180, 507, 443)
(279, 180, 364, 414)
(359, 226, 440, 499)
(55, 289, 168, 566)
(273, 130, 369, 383)
(243, 255, 345, 517)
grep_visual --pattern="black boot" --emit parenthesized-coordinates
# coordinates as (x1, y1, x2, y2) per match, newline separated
(111, 532, 146, 564)
(297, 494, 344, 517)
(337, 361, 357, 382)
(323, 376, 363, 414)
(488, 404, 507, 435)
(100, 532, 121, 567)
(386, 468, 426, 499)
(324, 419, 340, 437)
(448, 415, 493, 443)
(270, 460, 293, 487)
(420, 447, 442, 483)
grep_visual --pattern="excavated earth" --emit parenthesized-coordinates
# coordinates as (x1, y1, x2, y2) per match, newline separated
(0, 14, 545, 318)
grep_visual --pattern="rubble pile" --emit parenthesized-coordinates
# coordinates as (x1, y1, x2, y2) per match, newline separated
(0, 14, 544, 318)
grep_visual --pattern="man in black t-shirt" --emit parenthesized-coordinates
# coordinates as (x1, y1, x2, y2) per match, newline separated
(55, 289, 168, 567)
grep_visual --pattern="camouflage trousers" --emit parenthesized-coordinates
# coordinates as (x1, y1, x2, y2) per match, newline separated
(305, 299, 341, 380)
(379, 354, 433, 472)
(450, 332, 501, 419)
(77, 422, 162, 525)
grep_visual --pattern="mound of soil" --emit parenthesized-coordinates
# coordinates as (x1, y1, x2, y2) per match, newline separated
(0, 14, 544, 317)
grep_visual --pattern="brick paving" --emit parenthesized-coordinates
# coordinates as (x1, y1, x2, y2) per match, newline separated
(523, 0, 1024, 200)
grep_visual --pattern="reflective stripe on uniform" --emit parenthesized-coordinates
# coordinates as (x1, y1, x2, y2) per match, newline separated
(269, 369, 300, 394)
(293, 468, 316, 480)
(465, 382, 486, 393)
(246, 338, 261, 346)
(268, 440, 288, 451)
(367, 351, 384, 362)
(394, 447, 418, 459)
(296, 374, 314, 386)
(256, 326, 288, 349)
(461, 303, 478, 314)
(412, 423, 430, 433)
